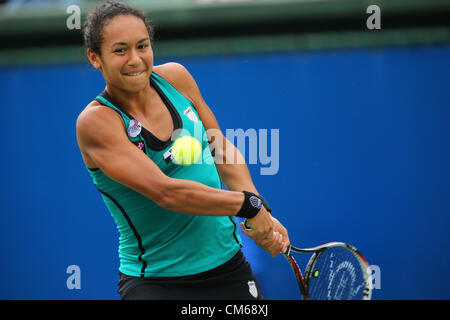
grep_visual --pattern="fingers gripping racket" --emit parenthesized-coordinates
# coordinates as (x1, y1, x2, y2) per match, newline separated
(283, 242, 372, 300)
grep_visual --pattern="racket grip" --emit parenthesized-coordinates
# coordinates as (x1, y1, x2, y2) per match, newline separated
(244, 219, 252, 230)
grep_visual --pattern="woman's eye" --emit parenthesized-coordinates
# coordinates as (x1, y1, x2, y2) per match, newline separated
(138, 44, 148, 49)
(114, 48, 126, 53)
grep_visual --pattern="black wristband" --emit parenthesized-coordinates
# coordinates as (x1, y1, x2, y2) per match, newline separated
(236, 191, 263, 219)
(259, 195, 272, 213)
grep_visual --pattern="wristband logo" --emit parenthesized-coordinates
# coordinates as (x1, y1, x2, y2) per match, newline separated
(249, 196, 262, 209)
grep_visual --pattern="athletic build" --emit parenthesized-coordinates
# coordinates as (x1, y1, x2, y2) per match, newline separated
(76, 0, 289, 299)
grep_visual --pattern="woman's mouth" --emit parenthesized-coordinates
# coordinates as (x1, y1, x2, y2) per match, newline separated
(123, 71, 145, 76)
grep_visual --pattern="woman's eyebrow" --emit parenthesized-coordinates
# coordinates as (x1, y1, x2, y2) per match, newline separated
(111, 37, 150, 48)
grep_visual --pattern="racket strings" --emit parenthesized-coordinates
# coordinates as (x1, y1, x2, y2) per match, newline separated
(307, 247, 367, 300)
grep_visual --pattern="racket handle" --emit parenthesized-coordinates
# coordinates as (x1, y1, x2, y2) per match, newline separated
(244, 219, 252, 230)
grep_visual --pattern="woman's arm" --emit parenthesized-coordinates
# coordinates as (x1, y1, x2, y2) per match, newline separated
(76, 105, 246, 217)
(157, 62, 289, 255)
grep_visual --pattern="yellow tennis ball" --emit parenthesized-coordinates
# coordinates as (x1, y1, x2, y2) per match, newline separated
(171, 136, 202, 166)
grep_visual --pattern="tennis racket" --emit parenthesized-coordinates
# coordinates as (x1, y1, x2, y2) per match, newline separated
(283, 242, 372, 300)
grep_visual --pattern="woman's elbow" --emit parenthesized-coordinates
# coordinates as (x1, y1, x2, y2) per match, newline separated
(155, 193, 174, 209)
(148, 178, 178, 209)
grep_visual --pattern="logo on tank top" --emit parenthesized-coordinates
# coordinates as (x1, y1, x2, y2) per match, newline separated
(183, 106, 198, 123)
(132, 140, 145, 153)
(163, 147, 174, 164)
(127, 119, 142, 138)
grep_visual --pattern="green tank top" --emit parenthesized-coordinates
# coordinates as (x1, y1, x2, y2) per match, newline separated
(87, 72, 242, 277)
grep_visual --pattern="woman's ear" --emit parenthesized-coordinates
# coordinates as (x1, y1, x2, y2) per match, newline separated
(87, 49, 101, 69)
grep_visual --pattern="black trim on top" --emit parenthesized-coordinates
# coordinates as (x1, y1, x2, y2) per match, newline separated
(228, 217, 242, 248)
(95, 74, 182, 151)
(96, 187, 147, 278)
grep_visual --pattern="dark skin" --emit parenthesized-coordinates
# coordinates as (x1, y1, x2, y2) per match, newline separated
(76, 14, 289, 256)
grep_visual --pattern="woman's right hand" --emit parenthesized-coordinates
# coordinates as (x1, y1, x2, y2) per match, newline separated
(240, 208, 284, 257)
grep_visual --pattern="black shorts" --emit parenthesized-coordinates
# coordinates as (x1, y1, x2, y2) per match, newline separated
(117, 250, 263, 300)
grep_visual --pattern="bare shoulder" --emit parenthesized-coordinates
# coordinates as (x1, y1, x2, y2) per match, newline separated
(153, 62, 200, 103)
(154, 63, 221, 131)
(76, 100, 125, 148)
(153, 62, 191, 83)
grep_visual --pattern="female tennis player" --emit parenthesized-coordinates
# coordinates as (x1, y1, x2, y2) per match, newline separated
(76, 0, 289, 300)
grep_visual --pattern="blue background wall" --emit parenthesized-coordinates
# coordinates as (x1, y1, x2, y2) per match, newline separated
(0, 45, 449, 299)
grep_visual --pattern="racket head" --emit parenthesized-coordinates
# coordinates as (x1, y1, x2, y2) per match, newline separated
(303, 242, 372, 300)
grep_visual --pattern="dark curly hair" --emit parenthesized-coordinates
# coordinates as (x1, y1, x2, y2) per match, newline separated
(83, 0, 154, 56)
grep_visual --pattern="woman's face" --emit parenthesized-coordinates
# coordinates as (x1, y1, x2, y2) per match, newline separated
(92, 14, 153, 93)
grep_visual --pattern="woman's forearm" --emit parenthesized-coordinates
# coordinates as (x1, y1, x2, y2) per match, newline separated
(158, 177, 245, 216)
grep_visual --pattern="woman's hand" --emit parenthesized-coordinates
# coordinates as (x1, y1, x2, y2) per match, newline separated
(240, 213, 289, 257)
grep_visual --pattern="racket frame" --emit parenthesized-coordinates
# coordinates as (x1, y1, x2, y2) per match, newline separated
(284, 242, 372, 300)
